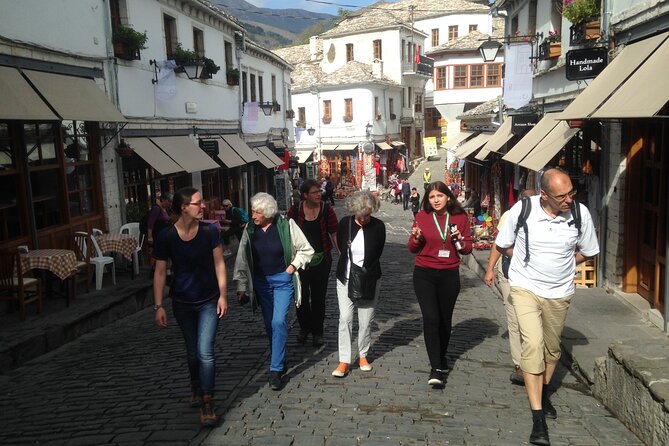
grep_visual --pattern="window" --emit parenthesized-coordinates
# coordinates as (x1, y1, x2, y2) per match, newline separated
(271, 74, 277, 103)
(193, 28, 204, 58)
(346, 43, 354, 62)
(487, 64, 501, 87)
(344, 98, 353, 121)
(373, 39, 382, 60)
(414, 93, 422, 113)
(431, 29, 439, 47)
(511, 16, 519, 35)
(62, 121, 95, 218)
(0, 123, 22, 240)
(454, 65, 467, 88)
(435, 66, 447, 90)
(258, 75, 264, 103)
(424, 108, 441, 131)
(408, 87, 412, 107)
(389, 98, 394, 117)
(163, 14, 177, 58)
(224, 41, 233, 70)
(242, 71, 248, 102)
(374, 97, 380, 119)
(298, 107, 306, 124)
(401, 39, 405, 62)
(25, 123, 62, 229)
(250, 73, 256, 102)
(323, 100, 332, 124)
(470, 64, 484, 87)
(448, 25, 458, 41)
(401, 87, 406, 108)
(469, 24, 478, 32)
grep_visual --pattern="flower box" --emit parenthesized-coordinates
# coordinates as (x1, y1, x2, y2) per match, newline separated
(285, 109, 295, 119)
(569, 19, 601, 45)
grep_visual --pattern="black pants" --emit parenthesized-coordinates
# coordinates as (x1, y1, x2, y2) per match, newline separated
(296, 259, 331, 336)
(413, 266, 461, 370)
(222, 226, 242, 245)
(402, 194, 410, 210)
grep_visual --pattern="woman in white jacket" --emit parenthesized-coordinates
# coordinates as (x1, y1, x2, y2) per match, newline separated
(233, 193, 313, 391)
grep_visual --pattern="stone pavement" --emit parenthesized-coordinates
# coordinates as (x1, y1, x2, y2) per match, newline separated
(0, 184, 642, 445)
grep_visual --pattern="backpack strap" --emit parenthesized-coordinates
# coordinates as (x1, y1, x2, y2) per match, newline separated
(514, 197, 532, 263)
(569, 200, 582, 237)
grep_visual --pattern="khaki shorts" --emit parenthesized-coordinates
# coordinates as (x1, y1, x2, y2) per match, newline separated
(509, 287, 573, 374)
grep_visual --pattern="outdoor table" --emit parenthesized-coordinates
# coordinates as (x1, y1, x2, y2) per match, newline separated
(20, 249, 78, 281)
(96, 233, 138, 261)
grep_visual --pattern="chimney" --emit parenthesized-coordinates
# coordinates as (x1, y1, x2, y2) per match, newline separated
(372, 59, 383, 79)
(309, 36, 319, 61)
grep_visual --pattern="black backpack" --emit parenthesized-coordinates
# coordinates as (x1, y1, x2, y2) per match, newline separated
(501, 197, 582, 279)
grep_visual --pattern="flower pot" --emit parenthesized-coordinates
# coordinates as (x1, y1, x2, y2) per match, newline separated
(226, 74, 239, 86)
(116, 147, 135, 158)
(113, 41, 140, 61)
(548, 42, 561, 58)
(585, 19, 601, 40)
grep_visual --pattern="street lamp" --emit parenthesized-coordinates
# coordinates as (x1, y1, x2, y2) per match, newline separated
(478, 37, 503, 62)
(307, 126, 316, 136)
(259, 101, 274, 116)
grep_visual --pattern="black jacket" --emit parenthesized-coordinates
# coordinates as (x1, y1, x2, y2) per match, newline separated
(336, 215, 386, 282)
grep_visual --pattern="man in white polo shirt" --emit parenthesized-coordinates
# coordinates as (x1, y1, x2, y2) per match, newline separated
(495, 168, 599, 446)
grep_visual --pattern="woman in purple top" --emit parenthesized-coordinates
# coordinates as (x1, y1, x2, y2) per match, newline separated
(152, 187, 228, 427)
(147, 195, 171, 247)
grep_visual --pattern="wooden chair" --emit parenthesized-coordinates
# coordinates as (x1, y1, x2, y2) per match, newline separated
(0, 250, 43, 320)
(71, 232, 93, 300)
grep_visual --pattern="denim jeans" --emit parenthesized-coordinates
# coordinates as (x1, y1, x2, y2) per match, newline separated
(254, 271, 294, 372)
(172, 298, 219, 395)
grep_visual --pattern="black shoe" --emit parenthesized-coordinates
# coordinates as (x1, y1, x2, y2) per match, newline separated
(529, 418, 550, 445)
(312, 335, 324, 347)
(269, 371, 282, 391)
(428, 369, 444, 387)
(510, 365, 525, 386)
(542, 394, 557, 419)
(297, 331, 308, 344)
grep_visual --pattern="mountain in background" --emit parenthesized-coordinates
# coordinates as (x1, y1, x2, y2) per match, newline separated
(213, 0, 335, 48)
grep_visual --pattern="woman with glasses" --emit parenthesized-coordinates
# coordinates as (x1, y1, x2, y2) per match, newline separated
(233, 193, 314, 391)
(152, 187, 228, 427)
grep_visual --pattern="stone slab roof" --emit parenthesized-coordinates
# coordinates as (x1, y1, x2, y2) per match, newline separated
(457, 96, 501, 119)
(427, 18, 505, 53)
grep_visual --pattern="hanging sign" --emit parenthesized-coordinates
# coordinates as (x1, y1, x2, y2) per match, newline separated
(423, 137, 438, 157)
(199, 139, 219, 156)
(566, 47, 608, 81)
(511, 114, 539, 136)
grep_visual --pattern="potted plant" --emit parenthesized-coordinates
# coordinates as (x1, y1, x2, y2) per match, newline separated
(112, 25, 148, 60)
(540, 30, 562, 59)
(285, 109, 295, 119)
(115, 139, 135, 157)
(226, 67, 240, 86)
(200, 57, 220, 79)
(563, 0, 601, 44)
(272, 100, 281, 112)
(171, 42, 201, 72)
(295, 119, 306, 128)
(125, 201, 148, 224)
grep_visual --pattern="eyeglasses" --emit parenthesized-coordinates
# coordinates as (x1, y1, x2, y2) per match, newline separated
(187, 200, 205, 207)
(544, 189, 577, 202)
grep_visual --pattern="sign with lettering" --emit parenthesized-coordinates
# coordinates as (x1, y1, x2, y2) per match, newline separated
(423, 137, 438, 157)
(199, 139, 219, 156)
(566, 47, 608, 81)
(511, 114, 539, 136)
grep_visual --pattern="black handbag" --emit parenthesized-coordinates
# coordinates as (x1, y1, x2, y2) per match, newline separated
(347, 217, 377, 303)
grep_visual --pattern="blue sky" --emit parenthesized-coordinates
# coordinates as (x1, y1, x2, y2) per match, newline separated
(245, 0, 384, 15)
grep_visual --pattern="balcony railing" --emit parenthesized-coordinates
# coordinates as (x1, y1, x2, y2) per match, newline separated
(402, 55, 434, 77)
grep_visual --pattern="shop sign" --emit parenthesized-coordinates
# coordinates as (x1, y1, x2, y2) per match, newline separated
(511, 114, 539, 136)
(199, 139, 219, 156)
(566, 47, 608, 81)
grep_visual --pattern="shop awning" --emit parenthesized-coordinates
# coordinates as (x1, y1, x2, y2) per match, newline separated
(482, 119, 514, 153)
(453, 133, 492, 159)
(591, 35, 669, 119)
(215, 137, 245, 168)
(252, 147, 275, 169)
(474, 147, 492, 161)
(320, 144, 339, 151)
(125, 137, 183, 175)
(295, 149, 315, 163)
(503, 113, 561, 164)
(376, 142, 393, 150)
(0, 67, 59, 120)
(391, 141, 405, 147)
(560, 31, 669, 120)
(220, 134, 260, 163)
(22, 69, 126, 122)
(149, 136, 219, 173)
(519, 122, 580, 171)
(445, 131, 475, 150)
(336, 144, 358, 151)
(258, 146, 284, 167)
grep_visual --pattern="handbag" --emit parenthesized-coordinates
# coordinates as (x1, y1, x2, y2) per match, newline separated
(347, 217, 377, 303)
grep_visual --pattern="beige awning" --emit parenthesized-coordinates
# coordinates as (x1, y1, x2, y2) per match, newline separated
(220, 134, 260, 163)
(0, 67, 59, 120)
(391, 140, 405, 147)
(445, 131, 475, 150)
(258, 146, 284, 166)
(474, 148, 492, 161)
(320, 144, 339, 151)
(376, 142, 393, 150)
(519, 123, 580, 171)
(125, 137, 183, 175)
(22, 69, 126, 122)
(336, 143, 358, 151)
(503, 113, 561, 164)
(453, 133, 492, 159)
(252, 147, 275, 169)
(149, 136, 219, 173)
(591, 36, 669, 119)
(560, 32, 669, 120)
(482, 119, 514, 153)
(215, 137, 245, 168)
(295, 149, 315, 163)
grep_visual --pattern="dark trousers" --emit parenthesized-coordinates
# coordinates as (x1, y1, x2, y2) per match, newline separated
(222, 226, 242, 245)
(296, 259, 331, 336)
(402, 194, 410, 210)
(413, 266, 461, 370)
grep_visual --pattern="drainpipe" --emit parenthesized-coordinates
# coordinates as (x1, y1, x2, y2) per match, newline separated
(665, 167, 669, 331)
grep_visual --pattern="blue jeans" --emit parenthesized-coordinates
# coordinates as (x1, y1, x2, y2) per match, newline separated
(254, 272, 294, 372)
(172, 298, 219, 395)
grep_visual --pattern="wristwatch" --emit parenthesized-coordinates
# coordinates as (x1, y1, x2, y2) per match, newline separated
(153, 304, 163, 311)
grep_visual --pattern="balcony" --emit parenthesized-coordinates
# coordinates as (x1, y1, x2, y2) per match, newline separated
(402, 55, 434, 77)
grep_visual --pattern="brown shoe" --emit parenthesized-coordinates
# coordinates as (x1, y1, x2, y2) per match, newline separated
(200, 395, 220, 427)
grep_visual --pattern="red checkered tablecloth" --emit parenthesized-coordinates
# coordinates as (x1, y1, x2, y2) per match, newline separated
(96, 234, 138, 261)
(20, 249, 79, 280)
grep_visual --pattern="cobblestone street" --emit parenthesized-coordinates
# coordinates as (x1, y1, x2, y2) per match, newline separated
(0, 193, 642, 445)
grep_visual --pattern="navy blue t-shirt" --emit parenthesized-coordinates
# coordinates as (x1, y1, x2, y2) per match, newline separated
(153, 222, 220, 304)
(251, 223, 287, 277)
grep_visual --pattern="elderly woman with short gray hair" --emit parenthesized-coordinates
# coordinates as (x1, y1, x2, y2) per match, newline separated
(332, 191, 386, 378)
(233, 193, 313, 390)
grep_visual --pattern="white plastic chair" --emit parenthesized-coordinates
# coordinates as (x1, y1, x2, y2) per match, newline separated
(120, 222, 143, 277)
(76, 231, 116, 290)
(92, 228, 103, 237)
